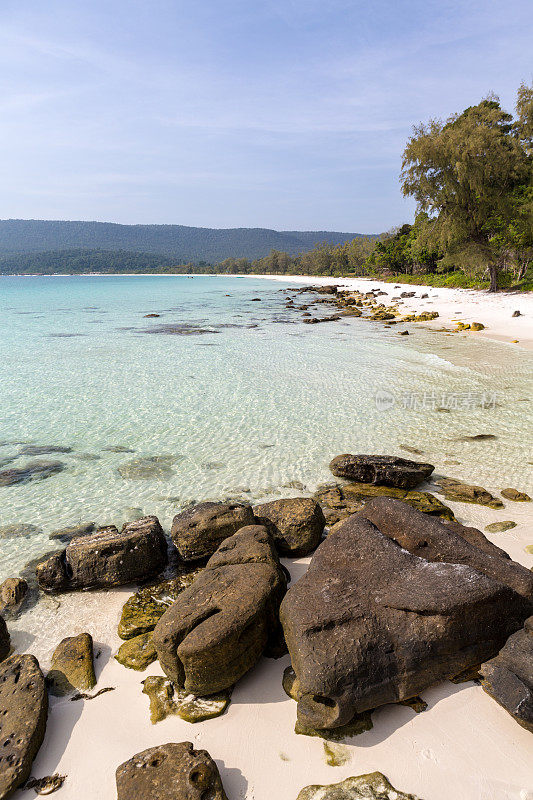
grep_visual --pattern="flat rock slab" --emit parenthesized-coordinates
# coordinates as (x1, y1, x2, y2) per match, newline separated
(296, 772, 422, 800)
(329, 454, 434, 489)
(480, 615, 533, 732)
(435, 477, 504, 509)
(253, 497, 325, 556)
(141, 676, 230, 723)
(280, 498, 533, 730)
(154, 525, 287, 694)
(116, 742, 228, 800)
(170, 501, 255, 562)
(47, 632, 96, 695)
(0, 654, 48, 798)
(36, 516, 167, 591)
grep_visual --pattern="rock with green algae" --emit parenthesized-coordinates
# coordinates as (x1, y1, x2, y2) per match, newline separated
(434, 477, 504, 509)
(141, 675, 231, 724)
(115, 633, 157, 671)
(501, 488, 531, 502)
(485, 521, 517, 533)
(470, 322, 485, 331)
(323, 741, 351, 767)
(296, 772, 423, 800)
(47, 632, 96, 696)
(118, 571, 202, 640)
(402, 311, 439, 322)
(399, 695, 428, 713)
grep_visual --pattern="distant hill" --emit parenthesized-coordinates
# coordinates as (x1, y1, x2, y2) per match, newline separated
(0, 219, 368, 266)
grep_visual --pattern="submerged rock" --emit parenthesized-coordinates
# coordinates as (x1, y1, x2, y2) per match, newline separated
(48, 522, 95, 542)
(0, 523, 42, 539)
(36, 516, 167, 591)
(141, 676, 231, 724)
(296, 772, 422, 800)
(18, 445, 72, 456)
(0, 614, 10, 661)
(280, 499, 532, 730)
(329, 454, 434, 489)
(435, 477, 504, 509)
(116, 742, 228, 800)
(154, 525, 287, 694)
(0, 655, 48, 799)
(118, 571, 203, 640)
(252, 498, 325, 556)
(170, 501, 255, 562)
(115, 633, 157, 671)
(0, 460, 65, 487)
(480, 616, 533, 732)
(501, 488, 531, 502)
(47, 632, 96, 696)
(117, 456, 176, 480)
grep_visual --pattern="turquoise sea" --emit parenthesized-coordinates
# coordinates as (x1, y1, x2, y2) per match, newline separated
(0, 274, 532, 590)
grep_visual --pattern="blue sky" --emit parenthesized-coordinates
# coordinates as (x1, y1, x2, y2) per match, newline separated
(0, 0, 531, 232)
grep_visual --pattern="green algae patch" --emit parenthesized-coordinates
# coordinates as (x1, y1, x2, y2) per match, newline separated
(115, 632, 157, 671)
(296, 772, 423, 799)
(142, 675, 231, 724)
(323, 741, 351, 767)
(118, 570, 202, 639)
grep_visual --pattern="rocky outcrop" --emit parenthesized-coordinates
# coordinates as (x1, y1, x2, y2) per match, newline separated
(252, 498, 325, 556)
(296, 772, 422, 800)
(480, 616, 533, 732)
(36, 516, 167, 591)
(314, 482, 454, 526)
(153, 525, 287, 694)
(170, 501, 255, 562)
(116, 742, 228, 800)
(47, 632, 96, 695)
(329, 454, 434, 488)
(280, 499, 532, 730)
(0, 614, 10, 661)
(0, 655, 48, 799)
(118, 571, 202, 640)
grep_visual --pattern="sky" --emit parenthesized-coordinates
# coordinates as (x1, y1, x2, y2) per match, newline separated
(0, 0, 531, 232)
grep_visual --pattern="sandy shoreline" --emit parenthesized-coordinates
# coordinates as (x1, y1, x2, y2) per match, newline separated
(5, 276, 533, 800)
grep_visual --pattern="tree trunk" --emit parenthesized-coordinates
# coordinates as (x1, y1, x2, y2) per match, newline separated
(488, 263, 498, 292)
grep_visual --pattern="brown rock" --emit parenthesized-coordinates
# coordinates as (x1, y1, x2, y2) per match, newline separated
(329, 454, 434, 489)
(501, 488, 531, 502)
(47, 632, 96, 695)
(252, 498, 325, 556)
(0, 577, 28, 612)
(0, 614, 10, 661)
(170, 501, 255, 562)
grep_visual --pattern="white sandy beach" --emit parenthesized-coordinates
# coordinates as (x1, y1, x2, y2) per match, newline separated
(5, 277, 532, 800)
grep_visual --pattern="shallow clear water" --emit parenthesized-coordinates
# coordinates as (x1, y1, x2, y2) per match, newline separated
(0, 274, 532, 587)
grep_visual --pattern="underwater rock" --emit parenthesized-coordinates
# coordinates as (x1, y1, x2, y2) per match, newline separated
(501, 488, 531, 502)
(48, 522, 95, 542)
(280, 499, 532, 730)
(0, 655, 48, 799)
(0, 460, 65, 487)
(115, 633, 157, 671)
(118, 571, 202, 640)
(296, 772, 422, 800)
(329, 454, 434, 489)
(0, 523, 42, 539)
(252, 498, 325, 556)
(36, 516, 167, 591)
(141, 676, 231, 724)
(18, 445, 72, 456)
(170, 501, 255, 562)
(480, 616, 533, 732)
(117, 455, 176, 480)
(154, 525, 287, 694)
(116, 742, 228, 800)
(47, 632, 96, 696)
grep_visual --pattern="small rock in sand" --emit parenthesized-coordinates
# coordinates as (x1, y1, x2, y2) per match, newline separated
(501, 488, 531, 502)
(296, 772, 423, 800)
(485, 521, 517, 533)
(47, 632, 96, 696)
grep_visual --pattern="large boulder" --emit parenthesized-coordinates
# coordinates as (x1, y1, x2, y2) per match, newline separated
(296, 773, 422, 800)
(116, 742, 228, 800)
(153, 525, 287, 694)
(0, 614, 10, 661)
(36, 516, 167, 591)
(480, 616, 533, 732)
(252, 498, 325, 556)
(329, 454, 434, 488)
(280, 499, 532, 730)
(170, 501, 255, 562)
(47, 632, 96, 695)
(0, 655, 48, 798)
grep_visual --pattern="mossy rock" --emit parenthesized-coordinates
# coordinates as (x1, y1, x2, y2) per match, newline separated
(399, 695, 428, 713)
(141, 675, 231, 724)
(403, 311, 439, 322)
(118, 571, 202, 640)
(402, 491, 455, 521)
(295, 712, 373, 741)
(500, 488, 531, 502)
(47, 632, 96, 696)
(485, 521, 517, 533)
(470, 322, 485, 331)
(296, 772, 423, 800)
(115, 633, 157, 671)
(435, 478, 504, 509)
